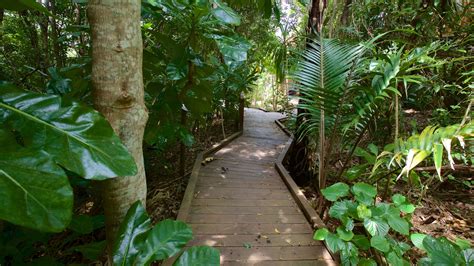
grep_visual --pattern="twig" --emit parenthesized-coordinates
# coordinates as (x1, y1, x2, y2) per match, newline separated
(414, 164, 473, 173)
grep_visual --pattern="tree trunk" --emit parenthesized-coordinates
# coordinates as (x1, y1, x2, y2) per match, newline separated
(307, 0, 326, 34)
(340, 0, 352, 26)
(40, 0, 50, 70)
(50, 0, 63, 67)
(20, 11, 41, 70)
(87, 0, 148, 256)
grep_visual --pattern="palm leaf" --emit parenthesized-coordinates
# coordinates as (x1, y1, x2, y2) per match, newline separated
(294, 38, 364, 140)
(374, 122, 473, 180)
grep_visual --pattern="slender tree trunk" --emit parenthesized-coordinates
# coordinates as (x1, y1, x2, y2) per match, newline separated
(50, 0, 63, 67)
(88, 0, 148, 256)
(340, 0, 351, 25)
(20, 11, 41, 70)
(40, 0, 50, 70)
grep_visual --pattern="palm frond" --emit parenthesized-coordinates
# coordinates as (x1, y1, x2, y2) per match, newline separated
(294, 38, 364, 140)
(374, 122, 473, 180)
(343, 51, 402, 140)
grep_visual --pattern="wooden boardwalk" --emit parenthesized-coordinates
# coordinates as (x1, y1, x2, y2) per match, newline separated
(180, 108, 334, 265)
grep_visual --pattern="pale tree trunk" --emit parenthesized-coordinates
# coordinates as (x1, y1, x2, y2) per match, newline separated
(87, 0, 148, 256)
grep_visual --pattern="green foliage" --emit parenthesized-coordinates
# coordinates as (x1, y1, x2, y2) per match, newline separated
(315, 182, 413, 264)
(414, 235, 473, 265)
(173, 246, 220, 266)
(321, 182, 349, 201)
(374, 122, 473, 180)
(0, 84, 137, 232)
(295, 38, 364, 139)
(0, 0, 52, 16)
(0, 84, 137, 180)
(142, 0, 255, 151)
(113, 201, 219, 266)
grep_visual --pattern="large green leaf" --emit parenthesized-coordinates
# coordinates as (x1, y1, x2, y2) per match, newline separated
(325, 233, 346, 253)
(211, 0, 241, 25)
(387, 215, 410, 235)
(363, 218, 389, 237)
(0, 85, 137, 180)
(0, 0, 52, 16)
(321, 182, 350, 201)
(113, 201, 151, 266)
(210, 34, 251, 67)
(352, 183, 377, 205)
(370, 235, 390, 252)
(410, 233, 427, 250)
(0, 150, 73, 232)
(174, 246, 220, 266)
(313, 228, 329, 240)
(352, 235, 370, 250)
(336, 226, 354, 241)
(136, 219, 193, 264)
(329, 200, 357, 219)
(422, 236, 465, 265)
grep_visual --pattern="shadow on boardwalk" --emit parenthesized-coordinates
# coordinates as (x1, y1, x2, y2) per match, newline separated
(181, 108, 335, 265)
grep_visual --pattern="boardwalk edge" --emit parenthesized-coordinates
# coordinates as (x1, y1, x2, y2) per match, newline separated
(176, 130, 244, 222)
(274, 117, 339, 263)
(163, 130, 243, 265)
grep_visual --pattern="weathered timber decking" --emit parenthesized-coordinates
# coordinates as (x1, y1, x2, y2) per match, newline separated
(179, 108, 334, 265)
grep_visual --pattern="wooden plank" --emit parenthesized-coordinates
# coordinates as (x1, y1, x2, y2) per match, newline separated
(194, 187, 290, 195)
(276, 165, 326, 229)
(175, 131, 243, 222)
(189, 206, 301, 215)
(188, 234, 320, 247)
(199, 172, 282, 179)
(217, 246, 333, 261)
(200, 167, 277, 175)
(197, 180, 287, 189)
(167, 110, 335, 266)
(209, 158, 276, 167)
(194, 190, 292, 200)
(200, 165, 276, 171)
(198, 172, 280, 179)
(187, 214, 307, 224)
(189, 223, 313, 235)
(215, 155, 278, 163)
(225, 260, 336, 266)
(192, 199, 296, 207)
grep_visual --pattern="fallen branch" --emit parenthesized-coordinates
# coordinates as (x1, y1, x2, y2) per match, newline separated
(414, 164, 474, 173)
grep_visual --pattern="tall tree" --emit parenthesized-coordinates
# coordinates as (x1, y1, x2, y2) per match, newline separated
(87, 0, 148, 255)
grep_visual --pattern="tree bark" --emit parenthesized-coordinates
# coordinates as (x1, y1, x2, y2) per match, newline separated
(307, 0, 326, 34)
(340, 0, 352, 25)
(40, 0, 50, 70)
(87, 0, 148, 256)
(49, 0, 63, 67)
(20, 11, 41, 70)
